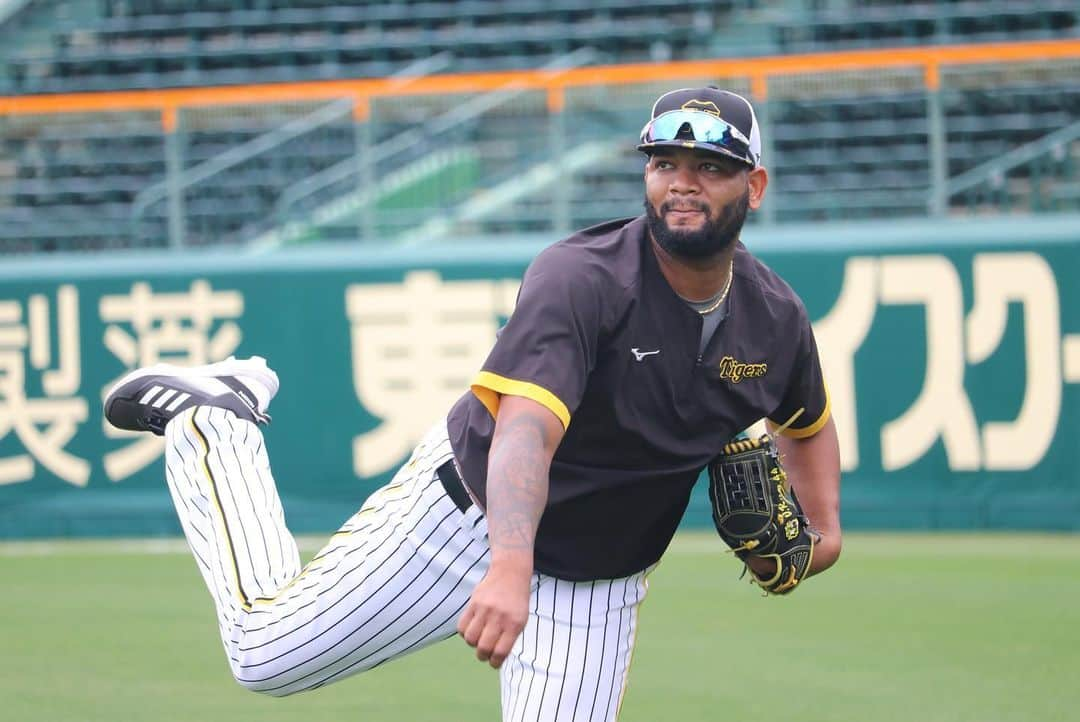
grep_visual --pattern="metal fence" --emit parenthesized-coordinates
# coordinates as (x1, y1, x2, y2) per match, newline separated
(1, 38, 1079, 253)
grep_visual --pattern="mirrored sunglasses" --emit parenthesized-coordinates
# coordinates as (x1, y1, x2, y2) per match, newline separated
(639, 110, 754, 166)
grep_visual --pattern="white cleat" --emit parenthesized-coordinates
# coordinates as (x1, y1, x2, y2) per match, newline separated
(104, 356, 280, 436)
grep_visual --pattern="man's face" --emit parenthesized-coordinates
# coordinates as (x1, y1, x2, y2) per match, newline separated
(643, 148, 762, 260)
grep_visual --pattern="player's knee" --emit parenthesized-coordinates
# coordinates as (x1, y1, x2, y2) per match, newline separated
(231, 673, 301, 698)
(228, 655, 304, 697)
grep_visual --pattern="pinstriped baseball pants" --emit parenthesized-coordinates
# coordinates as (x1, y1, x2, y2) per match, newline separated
(163, 406, 649, 721)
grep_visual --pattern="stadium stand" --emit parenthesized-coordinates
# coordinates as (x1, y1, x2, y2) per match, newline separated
(139, 102, 357, 247)
(0, 111, 163, 252)
(2, 0, 725, 93)
(767, 0, 1078, 55)
(0, 103, 359, 252)
(0, 1, 1078, 253)
(2, 1, 1076, 94)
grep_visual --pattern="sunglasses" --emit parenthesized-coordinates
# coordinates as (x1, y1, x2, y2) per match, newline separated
(638, 110, 755, 167)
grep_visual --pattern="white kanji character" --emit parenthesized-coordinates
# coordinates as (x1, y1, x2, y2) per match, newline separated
(0, 286, 89, 487)
(347, 271, 519, 477)
(100, 280, 244, 481)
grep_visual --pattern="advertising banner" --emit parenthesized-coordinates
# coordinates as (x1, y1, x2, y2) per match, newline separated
(1, 218, 1077, 536)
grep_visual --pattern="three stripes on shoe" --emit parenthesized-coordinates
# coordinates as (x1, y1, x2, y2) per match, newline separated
(138, 385, 192, 413)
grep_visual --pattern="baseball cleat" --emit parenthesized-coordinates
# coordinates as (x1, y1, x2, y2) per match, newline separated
(104, 356, 280, 435)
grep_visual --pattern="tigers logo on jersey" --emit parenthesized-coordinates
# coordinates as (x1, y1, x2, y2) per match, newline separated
(717, 355, 767, 383)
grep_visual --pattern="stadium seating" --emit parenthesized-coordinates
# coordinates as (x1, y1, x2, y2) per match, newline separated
(2, 0, 726, 94)
(4, 1, 1076, 94)
(0, 112, 162, 252)
(769, 0, 1078, 55)
(0, 1, 1078, 252)
(0, 103, 357, 252)
(3, 68, 1077, 251)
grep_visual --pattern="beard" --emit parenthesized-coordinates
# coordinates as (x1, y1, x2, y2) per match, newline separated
(644, 188, 750, 260)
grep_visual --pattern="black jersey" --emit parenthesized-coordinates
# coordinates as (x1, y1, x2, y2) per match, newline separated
(446, 215, 830, 581)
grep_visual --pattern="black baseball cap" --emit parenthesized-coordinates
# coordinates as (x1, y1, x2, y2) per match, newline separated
(637, 87, 762, 168)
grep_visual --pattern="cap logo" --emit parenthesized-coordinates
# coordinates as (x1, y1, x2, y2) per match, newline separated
(679, 99, 723, 119)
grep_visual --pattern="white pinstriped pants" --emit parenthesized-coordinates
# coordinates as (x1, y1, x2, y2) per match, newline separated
(164, 406, 649, 721)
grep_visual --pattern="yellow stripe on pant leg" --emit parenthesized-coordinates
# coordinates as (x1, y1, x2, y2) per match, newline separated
(615, 568, 653, 721)
(189, 409, 253, 612)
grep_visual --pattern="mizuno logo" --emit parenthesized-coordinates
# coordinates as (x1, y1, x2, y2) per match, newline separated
(631, 348, 661, 361)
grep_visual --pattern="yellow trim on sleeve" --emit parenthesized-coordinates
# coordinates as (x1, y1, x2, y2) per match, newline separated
(770, 383, 831, 440)
(470, 371, 571, 429)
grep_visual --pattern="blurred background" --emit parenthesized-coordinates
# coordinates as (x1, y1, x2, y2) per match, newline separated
(1, 3, 1078, 721)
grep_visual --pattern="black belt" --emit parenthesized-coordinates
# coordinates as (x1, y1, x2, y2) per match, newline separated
(436, 459, 474, 513)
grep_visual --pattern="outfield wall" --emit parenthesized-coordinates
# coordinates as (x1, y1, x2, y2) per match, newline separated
(1, 215, 1077, 537)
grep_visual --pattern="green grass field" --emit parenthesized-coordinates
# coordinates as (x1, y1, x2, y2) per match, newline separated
(3, 532, 1077, 722)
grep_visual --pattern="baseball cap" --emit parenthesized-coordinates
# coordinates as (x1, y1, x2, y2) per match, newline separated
(637, 87, 762, 168)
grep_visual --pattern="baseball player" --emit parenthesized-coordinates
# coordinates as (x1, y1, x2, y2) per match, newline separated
(105, 86, 841, 721)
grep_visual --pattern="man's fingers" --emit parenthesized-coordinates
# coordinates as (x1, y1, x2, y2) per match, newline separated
(459, 606, 526, 668)
(488, 629, 521, 669)
(458, 574, 530, 667)
(457, 603, 475, 638)
(474, 622, 502, 663)
(460, 609, 486, 648)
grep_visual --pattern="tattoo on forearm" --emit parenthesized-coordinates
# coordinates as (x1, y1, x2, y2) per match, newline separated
(487, 414, 551, 552)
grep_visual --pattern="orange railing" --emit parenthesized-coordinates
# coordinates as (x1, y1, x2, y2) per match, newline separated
(2, 38, 1079, 129)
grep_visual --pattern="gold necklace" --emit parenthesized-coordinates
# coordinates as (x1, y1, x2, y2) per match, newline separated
(696, 260, 734, 315)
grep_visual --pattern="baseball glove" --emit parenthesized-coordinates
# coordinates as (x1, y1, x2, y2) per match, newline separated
(708, 434, 818, 595)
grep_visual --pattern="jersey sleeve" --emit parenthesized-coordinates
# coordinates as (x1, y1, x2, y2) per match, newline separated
(470, 247, 604, 429)
(767, 306, 831, 439)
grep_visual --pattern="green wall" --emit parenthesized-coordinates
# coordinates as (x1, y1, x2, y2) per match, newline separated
(1, 215, 1077, 537)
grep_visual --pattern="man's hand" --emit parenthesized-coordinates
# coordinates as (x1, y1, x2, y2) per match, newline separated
(807, 533, 841, 575)
(458, 562, 532, 668)
(745, 531, 839, 578)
